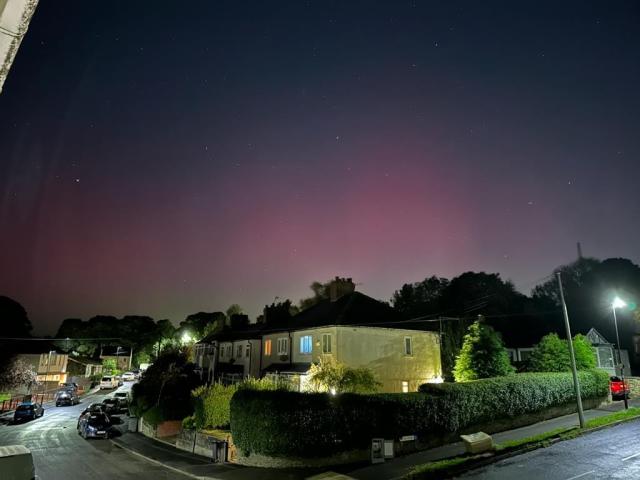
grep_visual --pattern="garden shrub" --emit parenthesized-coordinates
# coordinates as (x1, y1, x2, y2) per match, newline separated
(230, 370, 609, 458)
(192, 377, 290, 430)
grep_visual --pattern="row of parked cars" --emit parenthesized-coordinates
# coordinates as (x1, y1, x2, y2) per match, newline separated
(99, 371, 139, 389)
(77, 391, 131, 439)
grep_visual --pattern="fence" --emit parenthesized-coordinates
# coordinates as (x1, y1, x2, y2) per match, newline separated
(0, 388, 59, 412)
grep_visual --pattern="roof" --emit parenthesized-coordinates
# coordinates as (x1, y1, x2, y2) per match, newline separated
(199, 323, 265, 344)
(100, 346, 131, 356)
(282, 292, 404, 332)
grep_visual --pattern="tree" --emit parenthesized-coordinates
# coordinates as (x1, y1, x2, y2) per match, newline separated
(297, 280, 332, 311)
(180, 312, 226, 340)
(0, 358, 37, 391)
(391, 276, 449, 318)
(453, 320, 515, 382)
(307, 357, 381, 393)
(102, 358, 118, 375)
(0, 296, 32, 337)
(527, 333, 596, 372)
(225, 304, 243, 318)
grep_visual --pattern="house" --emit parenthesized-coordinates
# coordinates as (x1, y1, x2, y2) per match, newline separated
(195, 278, 442, 393)
(99, 346, 133, 371)
(498, 324, 630, 376)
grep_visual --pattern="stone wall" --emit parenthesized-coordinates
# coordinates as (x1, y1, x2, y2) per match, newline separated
(176, 429, 196, 453)
(626, 376, 640, 396)
(138, 418, 181, 439)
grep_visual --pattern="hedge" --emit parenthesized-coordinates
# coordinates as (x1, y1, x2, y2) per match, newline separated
(418, 370, 609, 432)
(230, 370, 609, 458)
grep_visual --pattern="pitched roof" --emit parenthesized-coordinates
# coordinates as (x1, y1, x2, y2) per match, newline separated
(285, 291, 404, 331)
(199, 323, 265, 344)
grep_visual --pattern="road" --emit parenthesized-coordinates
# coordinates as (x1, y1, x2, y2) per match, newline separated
(460, 418, 640, 480)
(0, 382, 189, 480)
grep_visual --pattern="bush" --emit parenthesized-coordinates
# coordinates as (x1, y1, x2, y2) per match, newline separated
(307, 357, 381, 393)
(130, 351, 201, 423)
(453, 320, 514, 382)
(182, 415, 197, 430)
(192, 377, 290, 430)
(230, 370, 609, 458)
(527, 333, 596, 372)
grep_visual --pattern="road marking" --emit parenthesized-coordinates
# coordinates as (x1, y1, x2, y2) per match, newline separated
(622, 451, 640, 461)
(565, 472, 595, 480)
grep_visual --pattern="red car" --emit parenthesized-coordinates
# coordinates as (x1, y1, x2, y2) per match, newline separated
(610, 376, 630, 400)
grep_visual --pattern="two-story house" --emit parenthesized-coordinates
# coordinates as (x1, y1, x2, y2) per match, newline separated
(195, 278, 442, 392)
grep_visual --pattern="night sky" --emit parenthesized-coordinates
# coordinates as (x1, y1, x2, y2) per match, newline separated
(2, 1, 639, 334)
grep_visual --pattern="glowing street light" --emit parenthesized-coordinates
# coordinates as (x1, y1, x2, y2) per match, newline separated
(181, 332, 193, 345)
(611, 297, 629, 409)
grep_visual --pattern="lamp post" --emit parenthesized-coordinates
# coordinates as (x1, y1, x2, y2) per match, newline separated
(612, 297, 628, 410)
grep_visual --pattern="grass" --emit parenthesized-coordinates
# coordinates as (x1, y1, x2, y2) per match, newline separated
(0, 393, 10, 402)
(404, 406, 640, 479)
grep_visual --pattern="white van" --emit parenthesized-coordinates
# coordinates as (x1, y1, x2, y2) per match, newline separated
(0, 445, 35, 480)
(99, 376, 118, 389)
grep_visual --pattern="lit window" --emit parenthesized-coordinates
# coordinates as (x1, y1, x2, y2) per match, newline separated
(404, 337, 413, 356)
(264, 340, 272, 356)
(402, 381, 409, 393)
(300, 335, 312, 354)
(277, 338, 289, 355)
(322, 334, 332, 354)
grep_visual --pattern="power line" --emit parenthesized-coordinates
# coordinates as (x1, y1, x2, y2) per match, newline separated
(0, 337, 126, 341)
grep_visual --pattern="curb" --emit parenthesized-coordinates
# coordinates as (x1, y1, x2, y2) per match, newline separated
(111, 438, 224, 480)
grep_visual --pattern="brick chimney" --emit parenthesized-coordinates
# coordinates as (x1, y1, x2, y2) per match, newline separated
(328, 277, 355, 302)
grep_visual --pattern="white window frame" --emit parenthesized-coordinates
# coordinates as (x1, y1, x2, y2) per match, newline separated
(236, 345, 243, 358)
(322, 333, 332, 354)
(277, 337, 289, 356)
(245, 344, 251, 358)
(404, 336, 413, 356)
(402, 381, 409, 393)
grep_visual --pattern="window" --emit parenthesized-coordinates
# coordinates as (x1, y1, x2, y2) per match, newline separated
(277, 337, 289, 355)
(518, 349, 533, 361)
(300, 335, 312, 354)
(404, 337, 413, 356)
(322, 333, 332, 354)
(264, 339, 272, 356)
(245, 345, 251, 358)
(402, 381, 409, 393)
(597, 346, 614, 368)
(226, 345, 232, 357)
(236, 345, 243, 358)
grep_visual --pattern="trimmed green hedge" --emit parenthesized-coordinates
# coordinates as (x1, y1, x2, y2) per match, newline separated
(230, 370, 609, 458)
(418, 370, 609, 432)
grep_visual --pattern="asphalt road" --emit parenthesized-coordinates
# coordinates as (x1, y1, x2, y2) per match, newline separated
(460, 418, 640, 480)
(0, 383, 189, 480)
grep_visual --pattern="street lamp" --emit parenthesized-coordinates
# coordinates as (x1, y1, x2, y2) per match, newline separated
(612, 297, 628, 409)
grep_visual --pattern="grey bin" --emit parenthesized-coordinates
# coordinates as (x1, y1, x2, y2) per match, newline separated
(211, 440, 228, 463)
(128, 417, 138, 432)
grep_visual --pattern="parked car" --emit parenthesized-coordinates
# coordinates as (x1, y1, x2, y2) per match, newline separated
(13, 402, 44, 422)
(115, 376, 124, 386)
(78, 404, 108, 428)
(79, 403, 105, 417)
(77, 412, 111, 439)
(610, 376, 630, 400)
(0, 445, 35, 479)
(55, 389, 79, 407)
(113, 391, 130, 408)
(121, 372, 135, 382)
(59, 382, 78, 391)
(100, 397, 124, 415)
(99, 376, 118, 389)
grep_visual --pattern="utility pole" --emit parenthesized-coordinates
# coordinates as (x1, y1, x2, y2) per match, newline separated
(612, 302, 629, 409)
(557, 272, 585, 428)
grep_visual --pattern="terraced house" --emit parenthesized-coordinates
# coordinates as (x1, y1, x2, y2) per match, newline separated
(194, 278, 442, 393)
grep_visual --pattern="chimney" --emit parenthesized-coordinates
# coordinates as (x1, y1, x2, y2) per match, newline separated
(329, 277, 356, 302)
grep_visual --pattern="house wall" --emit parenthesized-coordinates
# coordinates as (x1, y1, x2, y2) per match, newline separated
(290, 327, 339, 366)
(334, 327, 441, 393)
(262, 331, 296, 370)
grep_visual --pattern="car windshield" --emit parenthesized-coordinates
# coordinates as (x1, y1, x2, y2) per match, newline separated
(87, 415, 110, 427)
(103, 399, 116, 404)
(16, 405, 34, 411)
(101, 377, 112, 381)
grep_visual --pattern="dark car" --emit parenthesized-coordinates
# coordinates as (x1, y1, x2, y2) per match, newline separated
(77, 412, 111, 439)
(610, 376, 630, 400)
(55, 389, 79, 406)
(13, 402, 44, 422)
(100, 397, 123, 415)
(59, 382, 78, 391)
(77, 403, 108, 428)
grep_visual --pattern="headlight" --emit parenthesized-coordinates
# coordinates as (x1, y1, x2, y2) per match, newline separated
(87, 425, 96, 432)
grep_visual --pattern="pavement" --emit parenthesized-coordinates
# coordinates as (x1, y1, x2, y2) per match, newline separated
(110, 397, 640, 480)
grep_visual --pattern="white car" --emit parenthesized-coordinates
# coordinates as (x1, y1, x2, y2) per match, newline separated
(99, 376, 118, 389)
(121, 372, 135, 382)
